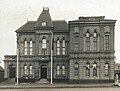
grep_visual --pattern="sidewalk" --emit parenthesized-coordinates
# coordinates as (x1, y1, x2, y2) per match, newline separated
(0, 83, 119, 89)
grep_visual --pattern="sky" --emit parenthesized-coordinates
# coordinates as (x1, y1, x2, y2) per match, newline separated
(0, 0, 120, 68)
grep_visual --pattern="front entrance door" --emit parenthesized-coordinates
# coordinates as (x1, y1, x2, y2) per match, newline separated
(9, 65, 16, 78)
(41, 65, 47, 78)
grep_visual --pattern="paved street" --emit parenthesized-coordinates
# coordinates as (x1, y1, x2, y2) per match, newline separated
(0, 81, 120, 91)
(0, 87, 120, 91)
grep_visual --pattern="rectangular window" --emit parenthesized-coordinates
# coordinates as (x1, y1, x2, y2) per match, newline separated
(74, 36, 78, 51)
(93, 68, 97, 76)
(74, 63, 79, 77)
(62, 48, 65, 55)
(62, 40, 65, 55)
(30, 48, 32, 55)
(24, 48, 27, 55)
(74, 68, 78, 76)
(93, 37, 97, 51)
(105, 35, 109, 51)
(29, 41, 33, 55)
(86, 37, 90, 51)
(86, 64, 90, 76)
(42, 49, 47, 55)
(24, 41, 27, 55)
(57, 48, 60, 55)
(29, 66, 32, 75)
(105, 63, 109, 76)
(62, 65, 65, 75)
(93, 63, 97, 76)
(42, 39, 47, 49)
(57, 40, 60, 55)
(56, 65, 60, 75)
(24, 65, 27, 75)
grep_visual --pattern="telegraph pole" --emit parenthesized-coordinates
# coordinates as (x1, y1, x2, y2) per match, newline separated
(50, 32, 53, 84)
(16, 34, 19, 85)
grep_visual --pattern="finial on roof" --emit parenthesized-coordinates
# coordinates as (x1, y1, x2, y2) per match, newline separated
(43, 7, 49, 11)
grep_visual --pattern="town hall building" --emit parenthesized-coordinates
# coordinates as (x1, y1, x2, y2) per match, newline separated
(4, 7, 116, 83)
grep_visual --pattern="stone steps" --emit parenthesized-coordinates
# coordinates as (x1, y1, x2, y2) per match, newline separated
(36, 79, 49, 84)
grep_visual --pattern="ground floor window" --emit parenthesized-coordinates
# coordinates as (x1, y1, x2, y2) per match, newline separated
(56, 64, 60, 75)
(29, 64, 32, 75)
(86, 63, 90, 76)
(62, 64, 65, 75)
(105, 63, 109, 76)
(24, 64, 27, 75)
(74, 62, 79, 76)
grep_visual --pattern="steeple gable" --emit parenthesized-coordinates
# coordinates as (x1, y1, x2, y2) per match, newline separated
(34, 7, 53, 29)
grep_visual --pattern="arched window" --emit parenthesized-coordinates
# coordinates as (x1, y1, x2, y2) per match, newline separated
(74, 62, 79, 76)
(42, 38, 46, 49)
(86, 62, 90, 76)
(24, 39, 27, 55)
(56, 64, 60, 75)
(57, 39, 60, 55)
(24, 64, 27, 75)
(86, 30, 90, 51)
(105, 62, 109, 76)
(62, 64, 65, 75)
(93, 31, 97, 51)
(42, 38, 47, 55)
(29, 64, 32, 75)
(93, 62, 97, 76)
(62, 39, 65, 55)
(29, 40, 33, 55)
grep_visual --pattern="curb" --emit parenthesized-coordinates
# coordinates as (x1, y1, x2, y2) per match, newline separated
(0, 85, 118, 89)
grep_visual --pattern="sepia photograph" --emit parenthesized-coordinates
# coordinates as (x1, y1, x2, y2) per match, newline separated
(0, 0, 120, 91)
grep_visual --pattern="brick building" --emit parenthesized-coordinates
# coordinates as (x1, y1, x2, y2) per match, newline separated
(4, 7, 116, 83)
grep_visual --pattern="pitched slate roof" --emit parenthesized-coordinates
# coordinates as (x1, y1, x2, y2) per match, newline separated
(16, 20, 68, 33)
(34, 8, 53, 28)
(16, 21, 36, 32)
(53, 20, 68, 31)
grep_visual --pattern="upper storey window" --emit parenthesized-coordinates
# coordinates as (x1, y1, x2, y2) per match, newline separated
(62, 39, 65, 55)
(74, 36, 79, 51)
(86, 30, 90, 37)
(93, 31, 97, 37)
(86, 30, 90, 51)
(42, 38, 47, 55)
(42, 38, 47, 49)
(24, 40, 27, 55)
(57, 39, 60, 55)
(29, 40, 33, 55)
(105, 34, 109, 51)
(93, 31, 97, 51)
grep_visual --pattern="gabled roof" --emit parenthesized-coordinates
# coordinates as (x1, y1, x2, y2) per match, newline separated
(34, 7, 53, 28)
